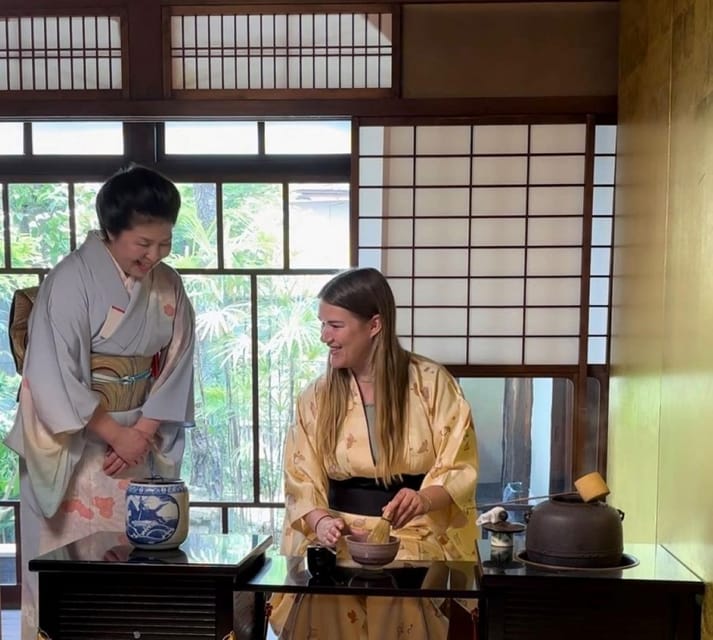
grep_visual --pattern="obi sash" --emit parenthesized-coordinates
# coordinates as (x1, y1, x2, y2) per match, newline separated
(90, 353, 154, 412)
(328, 474, 425, 516)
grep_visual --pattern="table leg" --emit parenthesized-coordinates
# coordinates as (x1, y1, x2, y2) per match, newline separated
(251, 591, 266, 640)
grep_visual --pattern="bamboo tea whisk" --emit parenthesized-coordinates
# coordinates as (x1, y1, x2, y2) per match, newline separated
(367, 514, 392, 543)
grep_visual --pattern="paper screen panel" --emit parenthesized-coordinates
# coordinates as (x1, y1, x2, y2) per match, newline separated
(527, 217, 582, 246)
(526, 308, 580, 335)
(170, 10, 393, 92)
(529, 186, 584, 215)
(359, 187, 413, 217)
(0, 15, 122, 91)
(527, 278, 580, 306)
(356, 122, 616, 366)
(414, 248, 469, 277)
(527, 247, 582, 276)
(470, 278, 524, 306)
(587, 124, 617, 363)
(413, 308, 468, 335)
(470, 218, 526, 247)
(473, 125, 528, 154)
(414, 219, 468, 247)
(525, 337, 579, 364)
(471, 187, 527, 216)
(388, 278, 412, 306)
(413, 337, 467, 363)
(470, 308, 523, 336)
(529, 156, 585, 185)
(471, 248, 525, 277)
(472, 156, 528, 185)
(530, 124, 586, 153)
(416, 126, 471, 155)
(416, 157, 470, 186)
(414, 278, 468, 306)
(469, 337, 523, 364)
(382, 218, 413, 247)
(415, 188, 469, 216)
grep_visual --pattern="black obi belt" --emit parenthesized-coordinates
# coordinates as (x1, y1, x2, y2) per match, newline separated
(328, 474, 425, 517)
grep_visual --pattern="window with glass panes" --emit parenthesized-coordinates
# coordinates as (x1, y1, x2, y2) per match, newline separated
(0, 120, 351, 545)
(0, 116, 615, 547)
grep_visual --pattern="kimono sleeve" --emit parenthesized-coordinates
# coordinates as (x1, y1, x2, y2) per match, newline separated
(420, 365, 479, 531)
(282, 382, 329, 544)
(25, 267, 100, 432)
(140, 271, 195, 425)
(17, 266, 98, 517)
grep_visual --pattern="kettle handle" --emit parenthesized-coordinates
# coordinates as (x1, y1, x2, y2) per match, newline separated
(617, 509, 625, 521)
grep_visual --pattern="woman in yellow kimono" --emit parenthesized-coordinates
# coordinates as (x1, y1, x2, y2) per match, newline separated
(270, 267, 478, 639)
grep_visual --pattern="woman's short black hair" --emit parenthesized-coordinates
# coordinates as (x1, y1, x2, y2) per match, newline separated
(96, 164, 181, 238)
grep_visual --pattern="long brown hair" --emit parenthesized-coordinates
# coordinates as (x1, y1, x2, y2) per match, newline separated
(315, 268, 411, 484)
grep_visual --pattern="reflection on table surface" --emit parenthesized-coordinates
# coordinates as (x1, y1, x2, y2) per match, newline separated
(29, 530, 482, 597)
(243, 554, 482, 597)
(29, 530, 274, 574)
(477, 537, 704, 584)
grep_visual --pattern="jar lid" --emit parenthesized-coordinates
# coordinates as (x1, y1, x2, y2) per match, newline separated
(483, 521, 526, 533)
(129, 476, 184, 486)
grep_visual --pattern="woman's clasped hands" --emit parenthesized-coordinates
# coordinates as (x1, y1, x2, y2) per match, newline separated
(103, 425, 156, 476)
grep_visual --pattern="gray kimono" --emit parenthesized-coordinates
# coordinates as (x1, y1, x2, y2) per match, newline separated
(5, 230, 195, 518)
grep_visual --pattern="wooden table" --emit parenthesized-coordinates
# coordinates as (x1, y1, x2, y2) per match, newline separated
(29, 531, 482, 640)
(476, 536, 704, 640)
(241, 552, 481, 638)
(29, 531, 272, 640)
(30, 531, 704, 640)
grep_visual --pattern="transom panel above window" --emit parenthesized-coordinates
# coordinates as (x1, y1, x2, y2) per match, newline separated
(167, 4, 397, 97)
(0, 14, 125, 92)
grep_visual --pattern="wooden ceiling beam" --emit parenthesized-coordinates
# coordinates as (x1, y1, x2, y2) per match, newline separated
(0, 96, 616, 120)
(2, 0, 617, 7)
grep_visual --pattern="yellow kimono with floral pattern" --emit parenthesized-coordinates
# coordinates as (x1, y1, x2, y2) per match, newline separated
(270, 354, 478, 640)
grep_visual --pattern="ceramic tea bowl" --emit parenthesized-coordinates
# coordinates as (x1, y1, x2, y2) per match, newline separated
(345, 534, 400, 567)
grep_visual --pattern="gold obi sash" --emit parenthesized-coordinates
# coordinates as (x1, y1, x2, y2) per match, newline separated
(90, 353, 154, 412)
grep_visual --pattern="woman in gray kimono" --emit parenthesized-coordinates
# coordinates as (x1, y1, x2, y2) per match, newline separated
(4, 164, 196, 640)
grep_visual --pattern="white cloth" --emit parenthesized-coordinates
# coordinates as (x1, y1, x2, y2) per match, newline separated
(476, 506, 507, 526)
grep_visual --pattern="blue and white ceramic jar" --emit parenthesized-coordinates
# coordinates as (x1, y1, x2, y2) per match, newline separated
(125, 477, 189, 550)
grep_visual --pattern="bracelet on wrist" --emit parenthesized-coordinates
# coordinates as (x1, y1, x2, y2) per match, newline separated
(313, 514, 332, 533)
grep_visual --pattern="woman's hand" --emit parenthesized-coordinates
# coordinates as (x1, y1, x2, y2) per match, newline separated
(88, 408, 153, 475)
(314, 515, 346, 547)
(102, 448, 129, 477)
(133, 417, 160, 444)
(383, 488, 432, 529)
(103, 428, 153, 475)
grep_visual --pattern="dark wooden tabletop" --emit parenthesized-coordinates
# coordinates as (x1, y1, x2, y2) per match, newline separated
(29, 530, 703, 598)
(242, 553, 482, 597)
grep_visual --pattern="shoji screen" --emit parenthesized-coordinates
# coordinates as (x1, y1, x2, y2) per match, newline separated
(357, 122, 615, 367)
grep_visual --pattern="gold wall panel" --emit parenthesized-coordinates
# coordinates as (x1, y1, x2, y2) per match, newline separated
(662, 0, 713, 583)
(402, 2, 619, 98)
(610, 0, 672, 543)
(615, 0, 713, 636)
